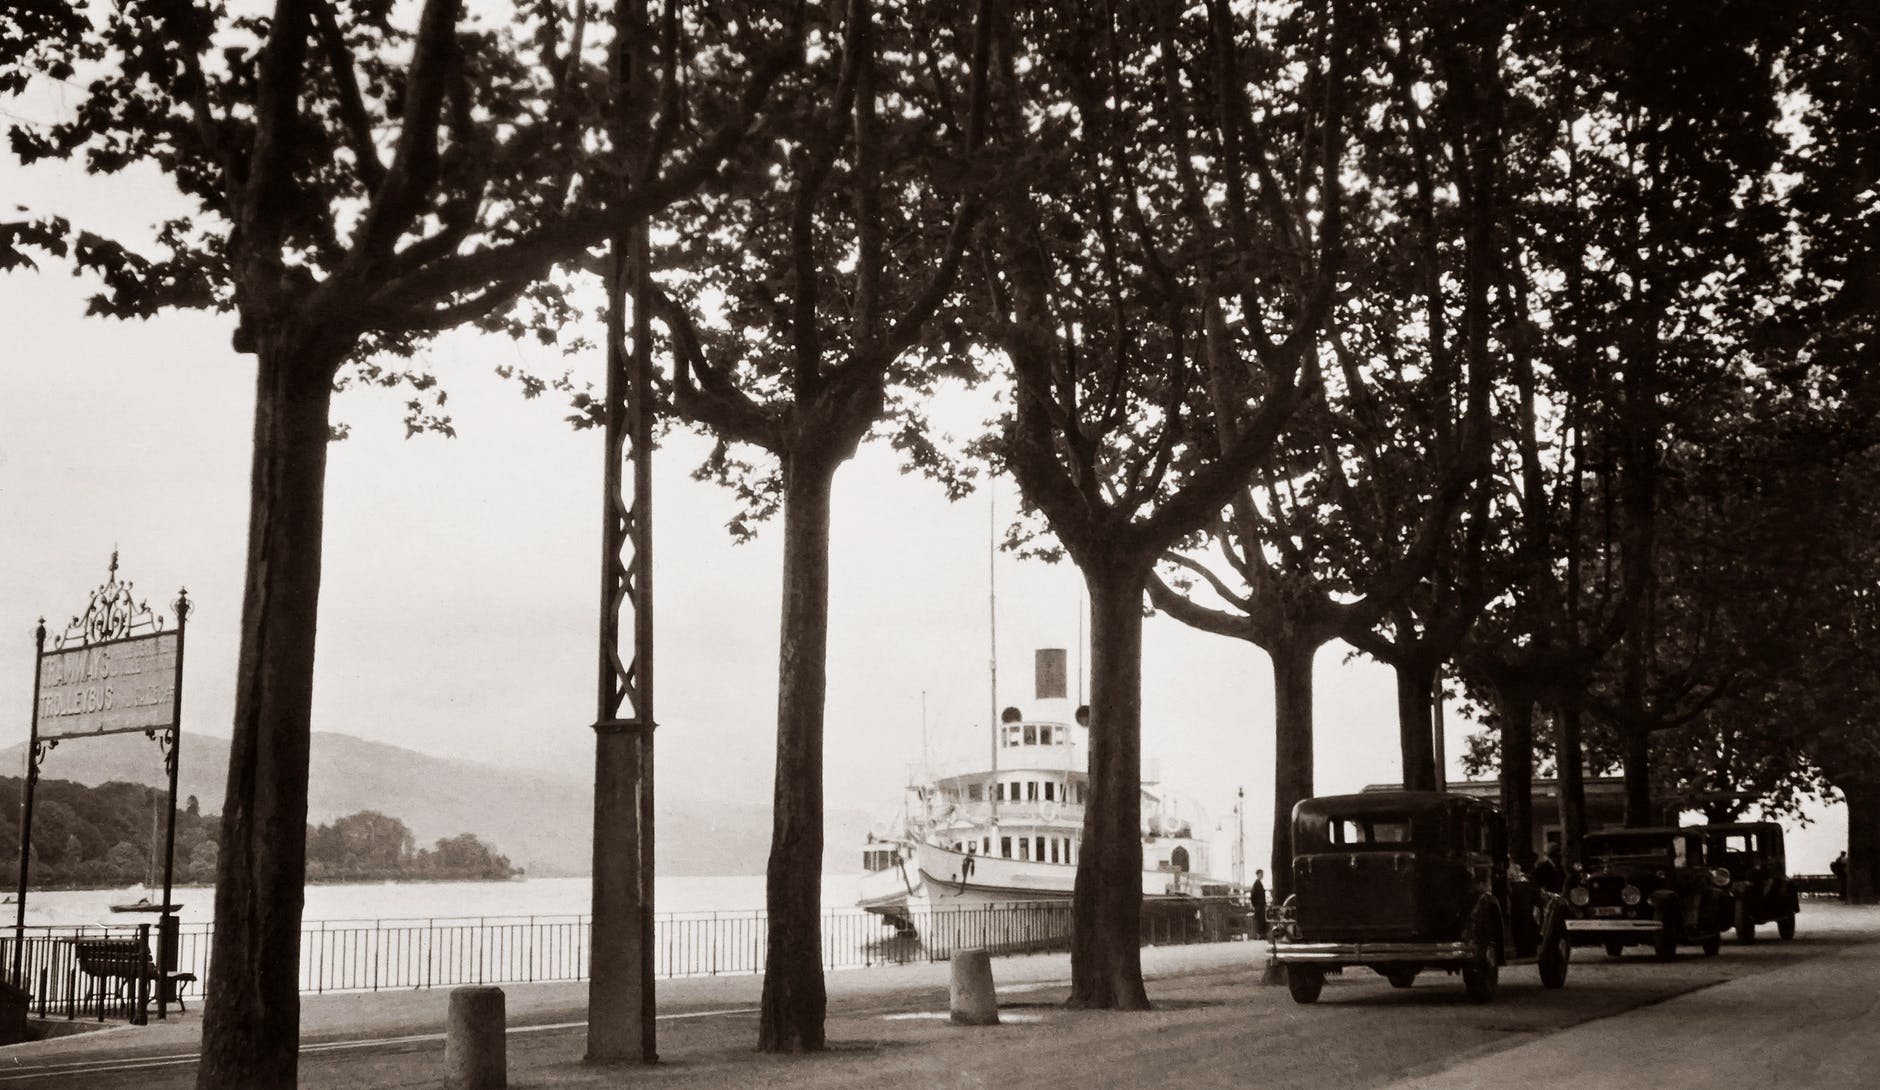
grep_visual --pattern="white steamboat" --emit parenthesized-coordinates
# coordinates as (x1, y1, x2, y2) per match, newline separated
(858, 690, 1237, 943)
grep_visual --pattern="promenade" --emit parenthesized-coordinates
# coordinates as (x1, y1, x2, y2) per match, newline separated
(4, 904, 1877, 1088)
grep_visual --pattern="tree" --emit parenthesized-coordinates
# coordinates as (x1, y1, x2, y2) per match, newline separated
(3, 3, 799, 1084)
(976, 0, 1354, 1008)
(635, 0, 989, 1051)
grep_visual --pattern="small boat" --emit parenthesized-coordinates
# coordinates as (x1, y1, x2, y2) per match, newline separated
(108, 895, 181, 914)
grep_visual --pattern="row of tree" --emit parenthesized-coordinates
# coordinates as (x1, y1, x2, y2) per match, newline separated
(3, 0, 1874, 1082)
(0, 779, 515, 887)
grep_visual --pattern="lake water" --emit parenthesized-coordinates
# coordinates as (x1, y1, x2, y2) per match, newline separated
(13, 873, 864, 927)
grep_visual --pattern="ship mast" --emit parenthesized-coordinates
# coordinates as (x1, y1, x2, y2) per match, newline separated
(988, 489, 999, 826)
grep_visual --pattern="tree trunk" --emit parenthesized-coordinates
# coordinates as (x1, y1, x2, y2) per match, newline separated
(1621, 721, 1653, 827)
(1268, 639, 1317, 903)
(1554, 697, 1587, 867)
(198, 355, 334, 1090)
(1845, 778, 1879, 905)
(757, 451, 840, 1051)
(1395, 661, 1436, 792)
(1068, 552, 1149, 1010)
(1496, 685, 1535, 868)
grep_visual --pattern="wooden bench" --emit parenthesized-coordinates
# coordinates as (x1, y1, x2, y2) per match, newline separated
(74, 938, 197, 1013)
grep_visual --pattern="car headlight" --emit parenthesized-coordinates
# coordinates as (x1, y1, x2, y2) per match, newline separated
(1621, 885, 1642, 906)
(1712, 868, 1731, 887)
(1568, 887, 1590, 907)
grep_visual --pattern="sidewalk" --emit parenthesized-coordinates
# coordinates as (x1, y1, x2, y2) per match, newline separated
(1382, 903, 1880, 1090)
(3, 938, 1269, 1064)
(10, 905, 1880, 1089)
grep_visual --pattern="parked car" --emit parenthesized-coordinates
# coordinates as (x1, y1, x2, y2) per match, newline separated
(1697, 821, 1799, 942)
(1562, 827, 1727, 959)
(1268, 791, 1570, 1004)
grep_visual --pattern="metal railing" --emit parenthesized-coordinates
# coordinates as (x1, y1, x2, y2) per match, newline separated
(1, 896, 1251, 1021)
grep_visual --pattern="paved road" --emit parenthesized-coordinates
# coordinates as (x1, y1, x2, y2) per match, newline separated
(4, 907, 1874, 1088)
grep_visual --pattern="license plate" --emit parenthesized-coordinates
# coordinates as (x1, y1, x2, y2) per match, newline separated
(1592, 906, 1622, 917)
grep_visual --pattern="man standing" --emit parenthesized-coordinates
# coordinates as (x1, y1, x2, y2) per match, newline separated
(1250, 869, 1268, 938)
(1832, 851, 1849, 901)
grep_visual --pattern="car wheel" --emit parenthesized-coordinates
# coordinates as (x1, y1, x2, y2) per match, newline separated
(1286, 965, 1324, 1004)
(1605, 941, 1624, 958)
(1539, 931, 1571, 989)
(1735, 899, 1755, 945)
(1653, 923, 1677, 962)
(1701, 930, 1721, 956)
(1385, 968, 1417, 989)
(1778, 913, 1796, 941)
(1462, 942, 1500, 1003)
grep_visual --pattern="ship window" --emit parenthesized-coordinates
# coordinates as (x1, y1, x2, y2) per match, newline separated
(1049, 839, 1059, 863)
(1024, 724, 1037, 745)
(1027, 781, 1038, 801)
(968, 783, 983, 802)
(1040, 726, 1054, 745)
(983, 837, 990, 854)
(1000, 837, 1012, 858)
(1171, 846, 1190, 872)
(1044, 782, 1055, 802)
(995, 783, 1006, 802)
(1035, 836, 1045, 860)
(1018, 839, 1030, 861)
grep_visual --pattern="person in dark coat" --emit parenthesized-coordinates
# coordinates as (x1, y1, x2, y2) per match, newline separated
(1250, 869, 1268, 938)
(1532, 847, 1564, 894)
(1832, 851, 1849, 901)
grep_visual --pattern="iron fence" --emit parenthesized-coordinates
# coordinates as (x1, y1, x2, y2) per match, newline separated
(1, 896, 1250, 1022)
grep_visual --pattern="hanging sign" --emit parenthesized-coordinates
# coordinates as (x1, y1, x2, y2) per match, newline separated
(36, 630, 180, 738)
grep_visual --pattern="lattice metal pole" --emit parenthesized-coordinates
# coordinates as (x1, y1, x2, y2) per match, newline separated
(586, 210, 658, 1063)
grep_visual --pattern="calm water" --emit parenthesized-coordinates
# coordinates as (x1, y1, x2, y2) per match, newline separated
(13, 873, 864, 928)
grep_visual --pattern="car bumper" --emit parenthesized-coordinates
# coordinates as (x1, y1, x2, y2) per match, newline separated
(1270, 940, 1473, 964)
(1565, 918, 1663, 934)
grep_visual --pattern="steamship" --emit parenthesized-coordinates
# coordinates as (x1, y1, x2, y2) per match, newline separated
(857, 652, 1237, 938)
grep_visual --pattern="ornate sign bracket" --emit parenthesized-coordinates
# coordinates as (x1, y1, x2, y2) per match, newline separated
(54, 551, 165, 650)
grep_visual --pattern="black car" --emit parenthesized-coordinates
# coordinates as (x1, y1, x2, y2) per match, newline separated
(1697, 821, 1799, 942)
(1268, 791, 1569, 1004)
(1563, 827, 1727, 959)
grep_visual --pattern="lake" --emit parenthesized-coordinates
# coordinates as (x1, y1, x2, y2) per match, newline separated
(13, 873, 864, 927)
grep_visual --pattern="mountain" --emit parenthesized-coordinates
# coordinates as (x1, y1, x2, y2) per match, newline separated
(0, 732, 874, 879)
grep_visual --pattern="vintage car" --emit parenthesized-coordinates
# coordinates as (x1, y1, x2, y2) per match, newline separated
(1267, 791, 1570, 1004)
(1697, 821, 1799, 942)
(1563, 827, 1727, 959)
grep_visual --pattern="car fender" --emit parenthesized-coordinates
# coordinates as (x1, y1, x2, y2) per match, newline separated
(1648, 888, 1680, 925)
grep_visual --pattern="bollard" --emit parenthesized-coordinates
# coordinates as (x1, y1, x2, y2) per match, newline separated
(445, 985, 507, 1090)
(949, 948, 999, 1025)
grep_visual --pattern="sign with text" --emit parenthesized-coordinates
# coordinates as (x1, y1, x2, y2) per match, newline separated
(35, 631, 180, 739)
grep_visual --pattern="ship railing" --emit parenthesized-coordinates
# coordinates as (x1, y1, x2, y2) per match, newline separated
(0, 897, 1253, 1017)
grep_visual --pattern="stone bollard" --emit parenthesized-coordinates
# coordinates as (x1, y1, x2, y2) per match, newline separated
(445, 985, 507, 1090)
(949, 948, 999, 1025)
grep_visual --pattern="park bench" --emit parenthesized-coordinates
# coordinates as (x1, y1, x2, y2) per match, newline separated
(73, 937, 197, 1013)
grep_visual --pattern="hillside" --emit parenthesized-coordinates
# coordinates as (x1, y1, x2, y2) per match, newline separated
(0, 732, 876, 878)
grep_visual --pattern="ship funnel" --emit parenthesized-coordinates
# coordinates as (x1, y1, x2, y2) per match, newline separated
(1035, 648, 1068, 699)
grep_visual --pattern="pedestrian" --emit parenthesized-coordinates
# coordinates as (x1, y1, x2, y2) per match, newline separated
(1250, 869, 1267, 938)
(1832, 851, 1849, 902)
(1532, 846, 1564, 894)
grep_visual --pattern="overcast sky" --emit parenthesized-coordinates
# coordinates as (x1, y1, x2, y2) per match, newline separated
(0, 130, 1846, 875)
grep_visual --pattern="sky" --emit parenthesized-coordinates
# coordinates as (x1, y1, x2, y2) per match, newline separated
(0, 125, 1848, 878)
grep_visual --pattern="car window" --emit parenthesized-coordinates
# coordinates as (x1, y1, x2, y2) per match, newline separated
(1330, 815, 1412, 848)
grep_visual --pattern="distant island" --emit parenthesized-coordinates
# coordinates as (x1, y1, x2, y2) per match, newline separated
(0, 776, 517, 889)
